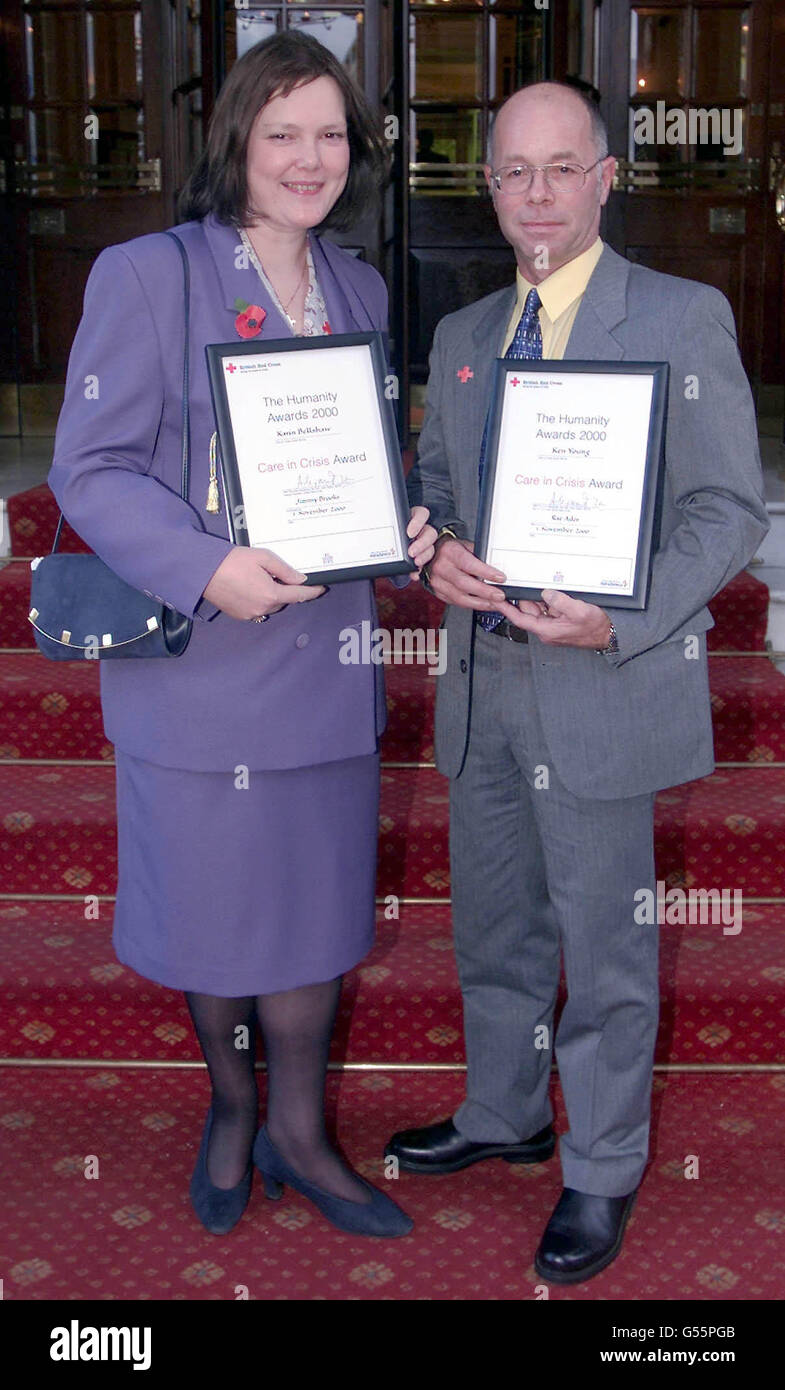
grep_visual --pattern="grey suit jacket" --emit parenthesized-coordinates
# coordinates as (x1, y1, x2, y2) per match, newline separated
(407, 243, 769, 798)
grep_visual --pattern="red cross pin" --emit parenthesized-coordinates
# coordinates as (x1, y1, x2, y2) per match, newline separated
(457, 365, 474, 384)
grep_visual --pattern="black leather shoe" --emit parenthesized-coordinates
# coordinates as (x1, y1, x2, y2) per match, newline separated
(384, 1116, 555, 1174)
(534, 1187, 638, 1284)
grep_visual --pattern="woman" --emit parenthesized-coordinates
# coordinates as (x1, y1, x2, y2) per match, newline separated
(49, 31, 435, 1238)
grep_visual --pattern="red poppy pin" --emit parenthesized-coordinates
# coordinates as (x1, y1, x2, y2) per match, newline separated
(234, 298, 266, 339)
(322, 319, 332, 335)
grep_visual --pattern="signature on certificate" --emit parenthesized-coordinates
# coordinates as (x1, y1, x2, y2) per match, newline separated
(285, 472, 371, 495)
(532, 491, 606, 512)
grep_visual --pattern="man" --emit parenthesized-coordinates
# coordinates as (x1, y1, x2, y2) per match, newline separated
(387, 81, 768, 1283)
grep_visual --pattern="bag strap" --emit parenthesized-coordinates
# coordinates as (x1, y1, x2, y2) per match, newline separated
(164, 230, 191, 504)
(52, 229, 191, 554)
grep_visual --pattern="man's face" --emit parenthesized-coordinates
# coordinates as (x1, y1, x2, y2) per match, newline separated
(485, 87, 615, 281)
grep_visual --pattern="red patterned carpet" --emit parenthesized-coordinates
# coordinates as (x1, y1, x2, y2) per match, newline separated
(1, 482, 784, 1302)
(2, 1067, 784, 1301)
(2, 899, 783, 1067)
(3, 760, 785, 898)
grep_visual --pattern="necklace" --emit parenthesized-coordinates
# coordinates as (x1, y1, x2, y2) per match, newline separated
(240, 228, 307, 331)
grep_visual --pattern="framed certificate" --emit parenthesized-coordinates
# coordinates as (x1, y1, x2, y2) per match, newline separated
(475, 360, 669, 610)
(205, 332, 416, 585)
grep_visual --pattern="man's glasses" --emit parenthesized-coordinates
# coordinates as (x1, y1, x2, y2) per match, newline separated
(490, 159, 604, 194)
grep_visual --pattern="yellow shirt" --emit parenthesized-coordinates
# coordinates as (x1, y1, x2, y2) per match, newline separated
(500, 238, 603, 359)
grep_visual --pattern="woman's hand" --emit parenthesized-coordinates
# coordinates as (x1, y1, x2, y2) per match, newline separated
(406, 506, 437, 571)
(202, 546, 325, 621)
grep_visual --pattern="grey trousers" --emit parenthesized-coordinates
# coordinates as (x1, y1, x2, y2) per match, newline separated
(450, 626, 658, 1196)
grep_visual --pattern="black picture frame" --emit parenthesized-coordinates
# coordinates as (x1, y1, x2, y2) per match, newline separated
(205, 331, 416, 585)
(474, 359, 669, 610)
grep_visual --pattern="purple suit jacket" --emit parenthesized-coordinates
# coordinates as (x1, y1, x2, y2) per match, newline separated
(49, 215, 396, 770)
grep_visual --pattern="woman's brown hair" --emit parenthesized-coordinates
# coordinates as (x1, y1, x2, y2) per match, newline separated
(178, 30, 388, 230)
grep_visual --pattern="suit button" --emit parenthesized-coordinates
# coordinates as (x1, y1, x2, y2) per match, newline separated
(459, 658, 468, 673)
(295, 633, 310, 649)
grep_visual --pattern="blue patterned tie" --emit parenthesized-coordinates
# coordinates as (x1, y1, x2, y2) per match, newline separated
(477, 286, 542, 631)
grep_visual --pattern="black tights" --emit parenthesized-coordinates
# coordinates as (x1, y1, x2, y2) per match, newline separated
(185, 977, 371, 1204)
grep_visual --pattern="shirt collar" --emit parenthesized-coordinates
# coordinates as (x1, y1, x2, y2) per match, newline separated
(517, 238, 603, 322)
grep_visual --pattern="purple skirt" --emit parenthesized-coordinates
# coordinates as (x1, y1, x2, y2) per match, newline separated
(112, 749, 380, 996)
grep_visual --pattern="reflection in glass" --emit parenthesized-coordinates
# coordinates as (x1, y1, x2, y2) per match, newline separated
(630, 8, 686, 98)
(694, 7, 749, 101)
(412, 15, 483, 100)
(225, 10, 279, 69)
(692, 106, 745, 163)
(289, 12, 364, 86)
(27, 104, 144, 180)
(30, 12, 83, 102)
(95, 107, 144, 170)
(626, 105, 745, 172)
(28, 107, 90, 168)
(490, 14, 543, 99)
(89, 11, 142, 102)
(627, 105, 686, 164)
(380, 0, 394, 95)
(411, 109, 483, 194)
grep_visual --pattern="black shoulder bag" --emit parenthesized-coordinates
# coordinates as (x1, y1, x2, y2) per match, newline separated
(28, 230, 195, 660)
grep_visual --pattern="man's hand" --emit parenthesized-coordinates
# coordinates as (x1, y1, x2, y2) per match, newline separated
(202, 546, 326, 621)
(406, 505, 438, 570)
(426, 536, 540, 615)
(497, 588, 613, 649)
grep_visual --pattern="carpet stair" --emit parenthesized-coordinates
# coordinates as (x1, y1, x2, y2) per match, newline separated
(3, 761, 785, 898)
(1, 899, 783, 1067)
(2, 1065, 784, 1300)
(706, 569, 770, 651)
(4, 649, 785, 765)
(6, 483, 90, 555)
(0, 554, 771, 656)
(709, 656, 785, 762)
(0, 561, 37, 648)
(1, 479, 783, 1082)
(0, 654, 111, 760)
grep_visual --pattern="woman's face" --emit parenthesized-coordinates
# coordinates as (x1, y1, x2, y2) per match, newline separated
(245, 74, 351, 233)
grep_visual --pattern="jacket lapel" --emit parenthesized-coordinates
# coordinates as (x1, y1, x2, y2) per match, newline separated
(310, 237, 374, 333)
(200, 213, 294, 337)
(453, 286, 516, 531)
(467, 285, 517, 432)
(199, 215, 368, 338)
(564, 243, 630, 362)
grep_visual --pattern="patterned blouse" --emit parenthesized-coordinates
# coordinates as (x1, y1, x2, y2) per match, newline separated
(238, 228, 331, 337)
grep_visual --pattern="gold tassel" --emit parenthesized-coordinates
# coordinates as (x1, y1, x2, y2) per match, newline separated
(206, 432, 221, 513)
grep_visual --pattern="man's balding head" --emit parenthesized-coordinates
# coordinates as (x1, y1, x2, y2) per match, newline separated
(488, 82, 608, 169)
(484, 81, 615, 284)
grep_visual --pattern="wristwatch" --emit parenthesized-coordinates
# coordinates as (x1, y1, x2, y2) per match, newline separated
(421, 525, 462, 592)
(598, 620, 619, 655)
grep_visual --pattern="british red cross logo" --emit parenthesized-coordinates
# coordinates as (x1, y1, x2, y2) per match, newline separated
(510, 377, 521, 387)
(457, 365, 473, 384)
(226, 363, 237, 373)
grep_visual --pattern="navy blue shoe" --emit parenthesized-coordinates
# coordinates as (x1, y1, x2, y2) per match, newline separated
(189, 1105, 253, 1235)
(253, 1126, 413, 1237)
